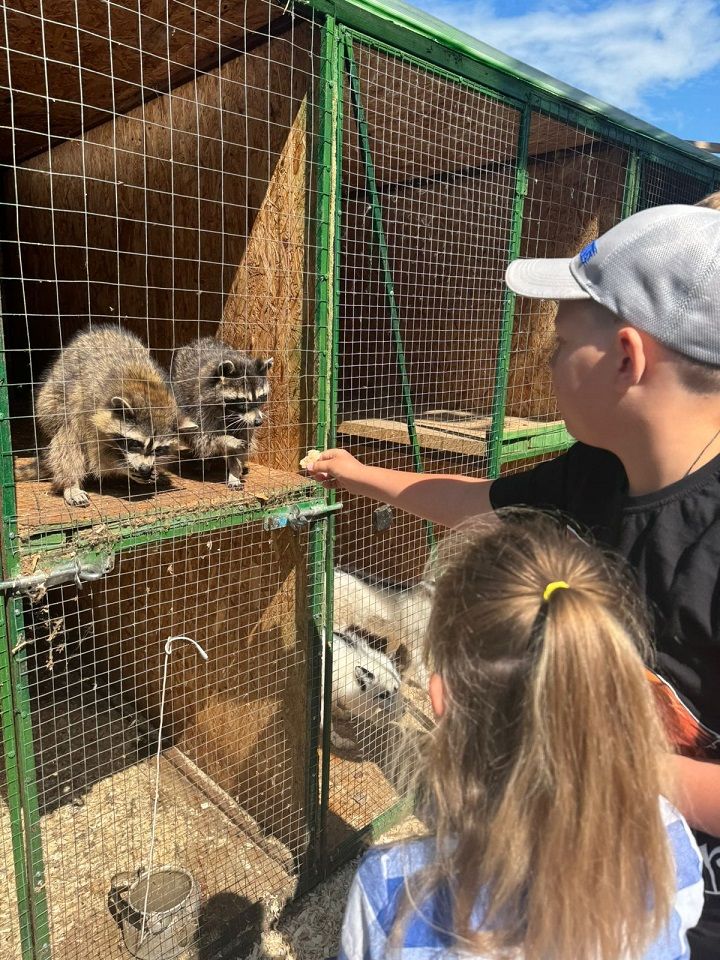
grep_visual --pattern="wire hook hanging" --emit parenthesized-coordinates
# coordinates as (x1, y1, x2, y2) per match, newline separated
(139, 634, 209, 945)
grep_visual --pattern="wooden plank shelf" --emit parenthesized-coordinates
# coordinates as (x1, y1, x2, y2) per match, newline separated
(11, 458, 322, 561)
(338, 410, 572, 460)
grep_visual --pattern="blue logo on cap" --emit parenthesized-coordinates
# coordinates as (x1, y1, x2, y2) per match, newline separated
(579, 240, 597, 265)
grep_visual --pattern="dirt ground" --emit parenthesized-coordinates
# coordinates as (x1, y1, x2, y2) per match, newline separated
(245, 815, 425, 960)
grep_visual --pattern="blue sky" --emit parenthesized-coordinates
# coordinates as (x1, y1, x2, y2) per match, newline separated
(408, 0, 720, 142)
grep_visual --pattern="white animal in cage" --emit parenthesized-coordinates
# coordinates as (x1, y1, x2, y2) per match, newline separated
(321, 627, 402, 750)
(333, 568, 432, 689)
(170, 338, 273, 489)
(35, 326, 193, 508)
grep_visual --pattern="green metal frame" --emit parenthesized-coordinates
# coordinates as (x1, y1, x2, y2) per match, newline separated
(0, 314, 50, 960)
(487, 106, 531, 478)
(307, 13, 345, 879)
(3, 4, 720, 956)
(298, 0, 720, 180)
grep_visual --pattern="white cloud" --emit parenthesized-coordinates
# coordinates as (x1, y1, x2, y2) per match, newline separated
(417, 0, 720, 116)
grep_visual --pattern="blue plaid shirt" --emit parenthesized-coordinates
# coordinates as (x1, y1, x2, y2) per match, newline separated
(338, 798, 703, 960)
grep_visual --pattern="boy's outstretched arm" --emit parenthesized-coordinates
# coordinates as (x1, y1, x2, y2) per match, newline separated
(306, 448, 493, 528)
(670, 755, 720, 837)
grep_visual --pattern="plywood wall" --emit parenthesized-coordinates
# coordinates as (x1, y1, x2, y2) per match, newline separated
(339, 165, 516, 421)
(85, 523, 310, 854)
(0, 0, 286, 163)
(505, 141, 628, 419)
(2, 27, 312, 469)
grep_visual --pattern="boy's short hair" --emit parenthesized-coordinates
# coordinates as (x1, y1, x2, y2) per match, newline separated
(506, 204, 720, 369)
(666, 347, 720, 394)
(696, 190, 720, 211)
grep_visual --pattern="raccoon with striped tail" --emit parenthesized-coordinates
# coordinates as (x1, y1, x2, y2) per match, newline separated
(170, 338, 273, 489)
(333, 568, 432, 689)
(36, 326, 193, 508)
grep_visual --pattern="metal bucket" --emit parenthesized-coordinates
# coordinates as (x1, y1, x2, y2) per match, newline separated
(110, 866, 200, 959)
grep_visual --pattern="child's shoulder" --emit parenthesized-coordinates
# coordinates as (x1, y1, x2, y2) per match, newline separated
(357, 835, 437, 885)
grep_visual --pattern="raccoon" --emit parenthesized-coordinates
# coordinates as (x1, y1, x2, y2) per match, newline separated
(170, 338, 273, 489)
(35, 326, 193, 507)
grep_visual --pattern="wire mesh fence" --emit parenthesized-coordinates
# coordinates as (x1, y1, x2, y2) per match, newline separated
(1, 3, 720, 959)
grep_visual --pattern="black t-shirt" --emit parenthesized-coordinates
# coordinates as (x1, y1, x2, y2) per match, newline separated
(491, 442, 720, 955)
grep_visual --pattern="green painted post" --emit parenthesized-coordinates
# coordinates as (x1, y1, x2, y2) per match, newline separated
(318, 21, 346, 869)
(487, 105, 531, 478)
(0, 305, 50, 959)
(306, 12, 342, 879)
(622, 150, 641, 218)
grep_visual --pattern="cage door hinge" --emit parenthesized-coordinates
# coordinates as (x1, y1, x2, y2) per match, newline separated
(0, 553, 115, 599)
(263, 501, 342, 531)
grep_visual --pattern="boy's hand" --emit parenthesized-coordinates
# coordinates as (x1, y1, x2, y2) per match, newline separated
(306, 448, 365, 490)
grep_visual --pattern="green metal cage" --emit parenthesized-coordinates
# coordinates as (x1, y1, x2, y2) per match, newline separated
(0, 1, 718, 958)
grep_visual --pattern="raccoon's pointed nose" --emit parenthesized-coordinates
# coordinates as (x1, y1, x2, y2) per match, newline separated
(253, 413, 263, 428)
(135, 464, 154, 481)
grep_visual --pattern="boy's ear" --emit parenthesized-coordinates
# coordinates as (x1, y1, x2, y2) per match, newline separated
(429, 672, 445, 718)
(615, 326, 647, 388)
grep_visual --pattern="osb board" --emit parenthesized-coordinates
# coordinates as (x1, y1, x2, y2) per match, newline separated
(0, 0, 285, 163)
(527, 113, 598, 159)
(505, 142, 628, 420)
(343, 42, 521, 188)
(83, 521, 310, 854)
(338, 412, 564, 456)
(40, 756, 294, 960)
(339, 164, 515, 421)
(2, 26, 312, 470)
(13, 457, 316, 544)
(341, 48, 601, 192)
(219, 99, 307, 472)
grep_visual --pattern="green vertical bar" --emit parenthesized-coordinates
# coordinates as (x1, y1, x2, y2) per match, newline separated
(487, 105, 531, 478)
(307, 12, 341, 878)
(0, 307, 50, 958)
(319, 17, 344, 870)
(0, 602, 34, 959)
(622, 150, 641, 218)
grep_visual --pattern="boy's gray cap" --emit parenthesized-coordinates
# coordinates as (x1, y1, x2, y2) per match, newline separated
(505, 204, 720, 366)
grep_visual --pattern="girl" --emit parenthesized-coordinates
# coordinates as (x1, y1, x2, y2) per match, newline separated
(337, 511, 703, 960)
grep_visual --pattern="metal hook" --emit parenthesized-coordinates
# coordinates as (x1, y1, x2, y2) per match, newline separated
(164, 634, 209, 661)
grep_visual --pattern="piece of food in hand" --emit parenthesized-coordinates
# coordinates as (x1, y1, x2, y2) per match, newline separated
(300, 449, 323, 471)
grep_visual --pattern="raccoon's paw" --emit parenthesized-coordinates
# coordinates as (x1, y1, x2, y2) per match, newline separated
(64, 486, 90, 508)
(227, 475, 245, 491)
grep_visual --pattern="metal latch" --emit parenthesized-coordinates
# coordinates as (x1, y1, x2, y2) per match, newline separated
(0, 553, 115, 598)
(263, 501, 343, 531)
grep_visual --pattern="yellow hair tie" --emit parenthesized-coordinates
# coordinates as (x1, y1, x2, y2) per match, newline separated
(543, 580, 569, 602)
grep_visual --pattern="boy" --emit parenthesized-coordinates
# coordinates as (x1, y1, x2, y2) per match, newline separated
(308, 204, 720, 957)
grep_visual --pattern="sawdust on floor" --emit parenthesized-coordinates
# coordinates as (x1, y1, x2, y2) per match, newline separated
(247, 815, 426, 960)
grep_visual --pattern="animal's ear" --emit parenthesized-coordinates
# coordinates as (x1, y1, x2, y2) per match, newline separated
(178, 417, 198, 432)
(354, 665, 374, 691)
(257, 357, 274, 375)
(110, 396, 135, 421)
(217, 360, 235, 378)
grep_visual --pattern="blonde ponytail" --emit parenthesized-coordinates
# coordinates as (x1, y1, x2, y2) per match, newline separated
(397, 509, 673, 960)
